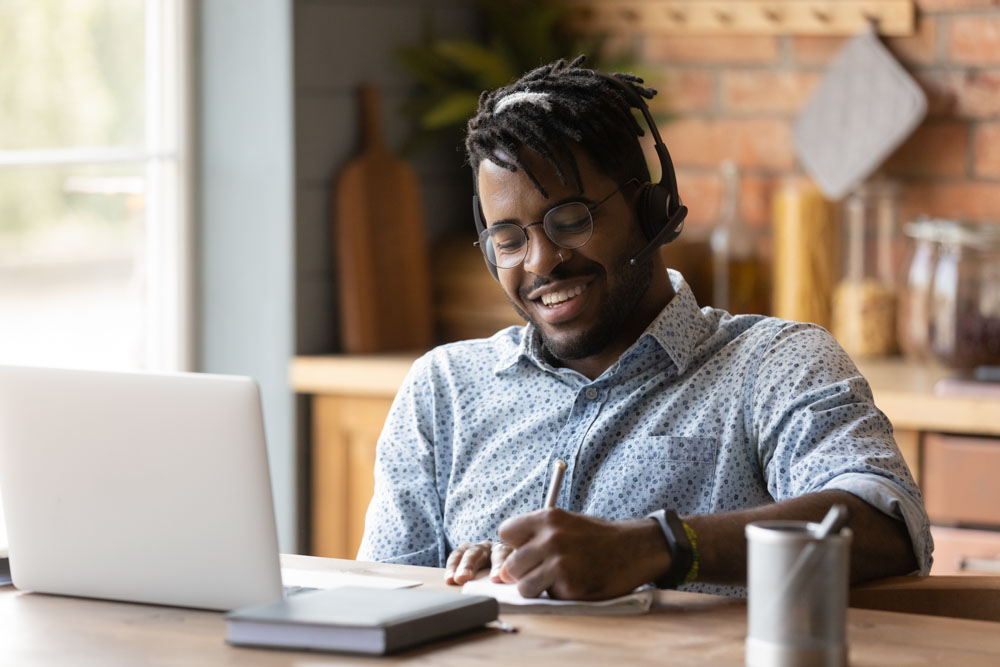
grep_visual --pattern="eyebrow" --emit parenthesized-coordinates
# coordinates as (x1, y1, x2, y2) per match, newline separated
(488, 194, 592, 228)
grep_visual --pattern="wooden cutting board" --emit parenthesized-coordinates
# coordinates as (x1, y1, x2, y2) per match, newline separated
(333, 84, 434, 353)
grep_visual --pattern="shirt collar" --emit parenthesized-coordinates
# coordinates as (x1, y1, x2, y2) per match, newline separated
(493, 269, 711, 376)
(493, 322, 541, 374)
(638, 269, 712, 375)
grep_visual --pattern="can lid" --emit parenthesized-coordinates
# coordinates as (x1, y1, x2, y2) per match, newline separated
(745, 520, 817, 542)
(745, 520, 852, 543)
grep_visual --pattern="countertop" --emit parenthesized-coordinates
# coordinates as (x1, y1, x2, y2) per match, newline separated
(291, 355, 1000, 437)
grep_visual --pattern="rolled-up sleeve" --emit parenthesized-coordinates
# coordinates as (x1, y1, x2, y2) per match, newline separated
(356, 355, 448, 567)
(750, 323, 933, 574)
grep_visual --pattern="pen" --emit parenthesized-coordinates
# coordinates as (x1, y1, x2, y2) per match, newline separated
(543, 458, 567, 509)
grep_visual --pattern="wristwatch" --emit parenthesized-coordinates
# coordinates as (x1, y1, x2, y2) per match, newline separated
(646, 509, 695, 589)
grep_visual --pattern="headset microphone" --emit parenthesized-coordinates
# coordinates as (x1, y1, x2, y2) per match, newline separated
(629, 200, 687, 267)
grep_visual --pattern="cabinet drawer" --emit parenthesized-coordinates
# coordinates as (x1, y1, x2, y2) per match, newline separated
(922, 433, 1000, 527)
(930, 525, 1000, 576)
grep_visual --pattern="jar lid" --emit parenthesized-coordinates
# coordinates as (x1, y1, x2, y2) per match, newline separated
(905, 218, 1000, 246)
(850, 179, 902, 199)
(903, 219, 942, 241)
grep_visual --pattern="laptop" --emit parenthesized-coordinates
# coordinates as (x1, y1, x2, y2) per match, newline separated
(0, 365, 286, 611)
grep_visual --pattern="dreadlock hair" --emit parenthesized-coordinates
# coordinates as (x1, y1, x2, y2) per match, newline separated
(465, 55, 657, 198)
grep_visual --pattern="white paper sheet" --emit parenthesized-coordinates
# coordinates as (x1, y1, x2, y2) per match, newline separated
(0, 487, 7, 553)
(462, 578, 653, 615)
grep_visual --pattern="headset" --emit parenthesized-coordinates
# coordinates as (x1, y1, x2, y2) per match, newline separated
(473, 73, 688, 281)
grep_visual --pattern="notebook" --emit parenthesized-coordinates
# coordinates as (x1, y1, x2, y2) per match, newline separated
(0, 550, 10, 588)
(462, 578, 654, 615)
(226, 586, 499, 655)
(0, 496, 8, 587)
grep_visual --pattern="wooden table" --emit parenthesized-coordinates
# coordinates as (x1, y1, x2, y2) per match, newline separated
(2, 555, 999, 666)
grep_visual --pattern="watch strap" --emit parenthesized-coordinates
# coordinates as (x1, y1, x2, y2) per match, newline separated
(646, 508, 695, 589)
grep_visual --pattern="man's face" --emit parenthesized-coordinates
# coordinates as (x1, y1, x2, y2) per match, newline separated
(476, 148, 654, 365)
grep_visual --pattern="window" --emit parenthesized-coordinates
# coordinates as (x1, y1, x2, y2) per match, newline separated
(0, 0, 192, 372)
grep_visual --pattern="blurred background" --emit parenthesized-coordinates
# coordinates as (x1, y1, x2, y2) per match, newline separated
(2, 0, 999, 563)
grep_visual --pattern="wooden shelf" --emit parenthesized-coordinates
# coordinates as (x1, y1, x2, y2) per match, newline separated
(565, 0, 915, 36)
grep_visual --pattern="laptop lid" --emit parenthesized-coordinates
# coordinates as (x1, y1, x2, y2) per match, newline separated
(0, 365, 284, 611)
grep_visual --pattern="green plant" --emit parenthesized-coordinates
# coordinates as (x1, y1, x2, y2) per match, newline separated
(395, 0, 644, 155)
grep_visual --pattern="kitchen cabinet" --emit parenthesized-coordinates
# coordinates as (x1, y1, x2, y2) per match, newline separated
(848, 361, 1000, 576)
(922, 434, 1000, 527)
(291, 355, 415, 559)
(293, 355, 1000, 566)
(929, 526, 1000, 576)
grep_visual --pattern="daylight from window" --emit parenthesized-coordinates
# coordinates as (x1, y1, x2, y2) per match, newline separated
(0, 0, 186, 371)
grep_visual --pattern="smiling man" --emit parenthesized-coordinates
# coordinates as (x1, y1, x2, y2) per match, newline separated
(357, 57, 931, 599)
(476, 147, 668, 380)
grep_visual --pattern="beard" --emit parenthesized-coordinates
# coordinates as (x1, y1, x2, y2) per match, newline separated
(507, 240, 654, 363)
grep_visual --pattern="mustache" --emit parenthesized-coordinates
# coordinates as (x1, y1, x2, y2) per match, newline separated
(519, 265, 601, 299)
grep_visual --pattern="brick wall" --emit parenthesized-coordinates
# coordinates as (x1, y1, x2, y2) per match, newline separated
(291, 1, 1000, 352)
(629, 1, 1000, 234)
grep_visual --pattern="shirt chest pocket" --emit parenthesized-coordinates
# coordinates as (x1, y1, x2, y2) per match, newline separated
(647, 435, 718, 464)
(579, 436, 719, 518)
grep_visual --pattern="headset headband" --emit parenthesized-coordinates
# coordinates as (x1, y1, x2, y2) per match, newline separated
(473, 71, 688, 276)
(596, 73, 683, 216)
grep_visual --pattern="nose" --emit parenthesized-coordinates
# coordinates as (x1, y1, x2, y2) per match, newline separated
(521, 226, 569, 275)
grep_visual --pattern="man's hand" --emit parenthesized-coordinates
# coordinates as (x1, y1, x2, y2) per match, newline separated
(497, 509, 671, 600)
(444, 540, 514, 585)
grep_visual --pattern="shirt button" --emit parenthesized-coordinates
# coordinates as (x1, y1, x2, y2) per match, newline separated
(585, 387, 598, 400)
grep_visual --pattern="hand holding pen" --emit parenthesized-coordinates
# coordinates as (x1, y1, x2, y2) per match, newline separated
(445, 458, 565, 585)
(448, 457, 661, 598)
(497, 458, 670, 600)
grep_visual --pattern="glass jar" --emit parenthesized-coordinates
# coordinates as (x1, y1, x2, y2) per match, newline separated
(926, 221, 1000, 370)
(772, 180, 837, 328)
(831, 181, 900, 358)
(710, 160, 769, 314)
(897, 220, 940, 360)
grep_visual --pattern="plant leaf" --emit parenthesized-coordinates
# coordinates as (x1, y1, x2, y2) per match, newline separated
(420, 91, 482, 130)
(392, 0, 650, 154)
(434, 40, 517, 89)
(395, 45, 468, 90)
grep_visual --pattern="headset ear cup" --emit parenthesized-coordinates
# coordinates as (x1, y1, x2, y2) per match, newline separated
(637, 183, 672, 240)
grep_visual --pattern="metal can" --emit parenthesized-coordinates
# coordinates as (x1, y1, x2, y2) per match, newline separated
(745, 521, 852, 667)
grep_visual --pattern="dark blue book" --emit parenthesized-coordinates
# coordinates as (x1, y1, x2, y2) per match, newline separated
(225, 586, 498, 655)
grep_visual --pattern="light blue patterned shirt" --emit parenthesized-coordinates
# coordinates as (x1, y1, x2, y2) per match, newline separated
(358, 270, 932, 594)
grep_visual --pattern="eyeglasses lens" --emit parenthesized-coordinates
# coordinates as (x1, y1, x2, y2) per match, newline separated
(481, 225, 527, 268)
(544, 202, 594, 247)
(478, 202, 594, 269)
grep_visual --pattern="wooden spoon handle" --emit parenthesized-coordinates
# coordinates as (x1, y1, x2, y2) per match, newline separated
(358, 83, 383, 149)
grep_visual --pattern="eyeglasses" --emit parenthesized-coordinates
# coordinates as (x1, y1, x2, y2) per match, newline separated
(475, 179, 635, 269)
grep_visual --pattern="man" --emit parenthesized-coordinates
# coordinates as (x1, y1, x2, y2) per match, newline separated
(358, 56, 930, 599)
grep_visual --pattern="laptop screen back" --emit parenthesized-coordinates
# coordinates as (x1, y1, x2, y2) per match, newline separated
(0, 365, 283, 610)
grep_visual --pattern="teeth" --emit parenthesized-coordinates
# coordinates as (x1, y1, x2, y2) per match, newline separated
(541, 284, 585, 306)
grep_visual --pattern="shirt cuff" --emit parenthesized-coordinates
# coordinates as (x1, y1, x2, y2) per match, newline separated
(820, 472, 933, 575)
(356, 543, 443, 568)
